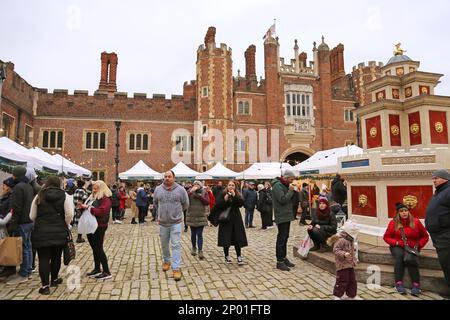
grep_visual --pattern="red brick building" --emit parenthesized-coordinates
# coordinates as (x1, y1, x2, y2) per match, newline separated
(0, 27, 380, 184)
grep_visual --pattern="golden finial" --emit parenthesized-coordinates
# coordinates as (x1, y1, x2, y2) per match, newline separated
(394, 43, 407, 56)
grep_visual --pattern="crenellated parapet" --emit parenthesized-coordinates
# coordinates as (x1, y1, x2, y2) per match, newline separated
(352, 61, 384, 106)
(35, 88, 197, 121)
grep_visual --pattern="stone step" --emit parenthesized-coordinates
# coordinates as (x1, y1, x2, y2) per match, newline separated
(293, 246, 448, 295)
(357, 243, 442, 270)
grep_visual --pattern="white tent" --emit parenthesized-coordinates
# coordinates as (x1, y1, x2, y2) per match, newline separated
(196, 163, 238, 180)
(170, 162, 200, 179)
(51, 153, 91, 176)
(0, 137, 59, 171)
(119, 160, 162, 180)
(293, 145, 364, 175)
(235, 162, 294, 180)
(27, 147, 61, 173)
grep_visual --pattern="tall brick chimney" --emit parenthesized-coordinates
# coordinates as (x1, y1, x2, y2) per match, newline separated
(98, 52, 118, 93)
(245, 45, 257, 82)
(204, 27, 216, 47)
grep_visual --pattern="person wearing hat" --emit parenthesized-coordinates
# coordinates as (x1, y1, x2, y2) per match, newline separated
(243, 181, 258, 228)
(384, 202, 429, 296)
(307, 198, 337, 253)
(272, 169, 297, 271)
(0, 177, 16, 281)
(327, 220, 360, 300)
(5, 166, 35, 285)
(425, 169, 450, 299)
(186, 181, 209, 260)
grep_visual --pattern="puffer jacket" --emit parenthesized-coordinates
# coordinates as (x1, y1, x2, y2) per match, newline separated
(186, 189, 209, 227)
(426, 181, 450, 234)
(31, 187, 71, 248)
(383, 218, 429, 250)
(328, 232, 357, 271)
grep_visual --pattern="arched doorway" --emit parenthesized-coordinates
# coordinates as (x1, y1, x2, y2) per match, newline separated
(281, 146, 315, 167)
(285, 152, 309, 166)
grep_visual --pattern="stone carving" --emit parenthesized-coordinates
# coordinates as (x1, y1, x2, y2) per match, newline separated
(405, 87, 413, 98)
(382, 155, 436, 165)
(359, 194, 368, 208)
(391, 125, 400, 136)
(370, 127, 378, 138)
(294, 119, 311, 132)
(435, 122, 444, 133)
(403, 195, 418, 209)
(410, 123, 420, 135)
(396, 67, 404, 76)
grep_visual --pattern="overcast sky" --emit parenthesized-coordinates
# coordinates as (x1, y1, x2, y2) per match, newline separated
(2, 0, 450, 96)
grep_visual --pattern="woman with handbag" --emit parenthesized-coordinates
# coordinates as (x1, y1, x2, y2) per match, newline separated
(78, 180, 112, 281)
(29, 176, 74, 295)
(383, 203, 429, 296)
(211, 180, 248, 265)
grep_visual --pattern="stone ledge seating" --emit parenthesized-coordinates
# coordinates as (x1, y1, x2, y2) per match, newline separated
(293, 242, 447, 294)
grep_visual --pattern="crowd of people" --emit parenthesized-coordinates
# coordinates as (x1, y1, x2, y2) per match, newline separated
(0, 166, 449, 300)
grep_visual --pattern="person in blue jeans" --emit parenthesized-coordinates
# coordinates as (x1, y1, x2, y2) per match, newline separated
(6, 166, 35, 285)
(243, 182, 257, 228)
(186, 181, 209, 260)
(153, 171, 189, 281)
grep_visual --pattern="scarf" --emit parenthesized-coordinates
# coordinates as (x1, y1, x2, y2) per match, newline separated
(316, 206, 331, 221)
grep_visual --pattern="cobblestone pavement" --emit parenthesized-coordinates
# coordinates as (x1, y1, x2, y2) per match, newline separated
(0, 209, 443, 300)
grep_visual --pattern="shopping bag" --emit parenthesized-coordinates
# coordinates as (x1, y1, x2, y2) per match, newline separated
(0, 237, 23, 266)
(77, 208, 98, 235)
(63, 229, 76, 265)
(297, 234, 312, 259)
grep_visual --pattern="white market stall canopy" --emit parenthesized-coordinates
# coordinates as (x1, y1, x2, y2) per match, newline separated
(196, 163, 238, 180)
(51, 153, 91, 177)
(0, 137, 62, 172)
(119, 160, 163, 180)
(235, 162, 295, 180)
(170, 162, 200, 179)
(293, 145, 364, 175)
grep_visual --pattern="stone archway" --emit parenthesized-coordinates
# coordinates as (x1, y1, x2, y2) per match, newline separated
(281, 146, 315, 166)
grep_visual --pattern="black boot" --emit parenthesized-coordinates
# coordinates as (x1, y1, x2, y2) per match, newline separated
(284, 258, 295, 268)
(276, 261, 290, 271)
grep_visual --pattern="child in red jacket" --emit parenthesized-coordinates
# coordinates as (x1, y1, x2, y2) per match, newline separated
(383, 203, 429, 296)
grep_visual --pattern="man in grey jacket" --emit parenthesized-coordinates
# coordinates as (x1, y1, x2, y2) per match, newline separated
(153, 170, 189, 281)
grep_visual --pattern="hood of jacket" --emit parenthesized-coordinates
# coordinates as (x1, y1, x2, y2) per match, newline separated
(162, 182, 181, 191)
(43, 187, 65, 203)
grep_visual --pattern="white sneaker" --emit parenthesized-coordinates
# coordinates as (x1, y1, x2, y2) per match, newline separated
(115, 220, 122, 224)
(347, 296, 363, 300)
(334, 296, 341, 300)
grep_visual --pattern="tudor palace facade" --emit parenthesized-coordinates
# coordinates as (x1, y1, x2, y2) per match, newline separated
(0, 27, 384, 184)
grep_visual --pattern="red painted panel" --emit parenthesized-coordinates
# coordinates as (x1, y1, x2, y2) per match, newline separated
(366, 116, 382, 149)
(408, 112, 422, 145)
(429, 110, 448, 144)
(386, 186, 434, 219)
(389, 114, 401, 146)
(351, 186, 377, 217)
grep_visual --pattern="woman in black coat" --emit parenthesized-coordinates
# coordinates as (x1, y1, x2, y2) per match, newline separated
(29, 176, 74, 295)
(307, 198, 337, 252)
(211, 180, 248, 265)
